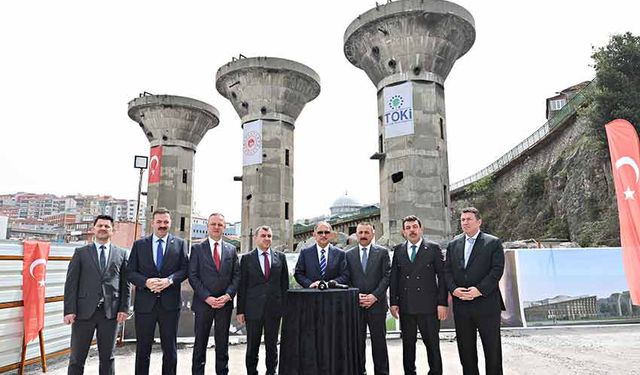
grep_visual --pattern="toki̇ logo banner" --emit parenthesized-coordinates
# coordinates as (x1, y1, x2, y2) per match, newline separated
(243, 119, 263, 166)
(383, 82, 414, 138)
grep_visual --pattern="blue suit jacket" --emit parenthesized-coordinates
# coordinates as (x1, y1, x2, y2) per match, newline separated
(127, 234, 188, 313)
(294, 244, 348, 288)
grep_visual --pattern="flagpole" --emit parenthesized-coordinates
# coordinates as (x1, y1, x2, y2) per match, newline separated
(38, 330, 47, 372)
(18, 335, 26, 375)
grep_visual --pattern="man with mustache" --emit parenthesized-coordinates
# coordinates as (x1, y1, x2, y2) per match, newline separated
(63, 215, 130, 375)
(345, 222, 390, 375)
(445, 207, 505, 375)
(389, 215, 448, 375)
(294, 221, 348, 288)
(127, 208, 189, 375)
(189, 213, 240, 375)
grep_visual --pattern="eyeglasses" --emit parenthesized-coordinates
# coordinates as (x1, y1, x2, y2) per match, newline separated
(316, 231, 331, 235)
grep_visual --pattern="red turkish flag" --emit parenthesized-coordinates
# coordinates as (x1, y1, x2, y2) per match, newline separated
(23, 241, 50, 343)
(149, 146, 162, 184)
(606, 119, 640, 305)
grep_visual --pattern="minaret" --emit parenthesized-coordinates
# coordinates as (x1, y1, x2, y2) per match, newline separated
(344, 0, 475, 244)
(128, 94, 219, 240)
(216, 57, 320, 251)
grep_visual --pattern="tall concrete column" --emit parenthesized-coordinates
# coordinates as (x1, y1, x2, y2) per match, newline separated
(344, 0, 475, 244)
(128, 94, 219, 241)
(216, 57, 320, 252)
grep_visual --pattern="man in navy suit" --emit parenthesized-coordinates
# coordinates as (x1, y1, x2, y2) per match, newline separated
(445, 207, 505, 375)
(189, 213, 240, 375)
(236, 226, 289, 375)
(389, 215, 448, 375)
(294, 221, 348, 288)
(127, 208, 188, 375)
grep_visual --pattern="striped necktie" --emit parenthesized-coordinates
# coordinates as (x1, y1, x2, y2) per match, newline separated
(319, 248, 327, 278)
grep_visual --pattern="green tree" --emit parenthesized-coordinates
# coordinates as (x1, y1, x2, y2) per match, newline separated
(588, 32, 640, 138)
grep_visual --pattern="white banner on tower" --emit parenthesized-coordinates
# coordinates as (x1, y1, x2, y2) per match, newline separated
(383, 82, 414, 138)
(242, 119, 263, 166)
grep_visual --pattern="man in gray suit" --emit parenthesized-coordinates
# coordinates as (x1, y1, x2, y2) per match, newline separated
(63, 215, 130, 375)
(345, 222, 391, 375)
(188, 213, 240, 375)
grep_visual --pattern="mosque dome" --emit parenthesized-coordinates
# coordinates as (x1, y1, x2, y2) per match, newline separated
(330, 192, 363, 216)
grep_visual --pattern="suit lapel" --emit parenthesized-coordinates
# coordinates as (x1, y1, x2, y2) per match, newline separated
(159, 235, 175, 273)
(252, 249, 266, 279)
(311, 245, 322, 275)
(466, 233, 483, 269)
(202, 240, 216, 270)
(88, 243, 102, 274)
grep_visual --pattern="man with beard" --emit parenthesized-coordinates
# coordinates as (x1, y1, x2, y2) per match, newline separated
(236, 226, 289, 375)
(189, 213, 240, 375)
(127, 208, 189, 375)
(389, 215, 448, 375)
(63, 215, 130, 375)
(345, 222, 390, 375)
(294, 221, 348, 288)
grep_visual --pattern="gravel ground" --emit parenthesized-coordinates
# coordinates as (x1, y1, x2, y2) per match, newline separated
(21, 325, 640, 374)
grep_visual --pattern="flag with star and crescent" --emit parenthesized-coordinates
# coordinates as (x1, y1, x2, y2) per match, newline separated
(149, 145, 162, 184)
(606, 119, 640, 305)
(22, 240, 50, 343)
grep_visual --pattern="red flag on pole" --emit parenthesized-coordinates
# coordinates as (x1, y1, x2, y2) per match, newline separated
(22, 241, 50, 343)
(605, 119, 640, 305)
(149, 146, 162, 184)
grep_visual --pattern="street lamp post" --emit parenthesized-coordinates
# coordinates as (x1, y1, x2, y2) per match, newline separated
(133, 155, 148, 242)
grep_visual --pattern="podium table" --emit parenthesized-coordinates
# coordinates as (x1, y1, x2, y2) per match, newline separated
(279, 288, 363, 375)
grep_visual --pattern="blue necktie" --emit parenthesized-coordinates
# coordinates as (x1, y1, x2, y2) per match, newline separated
(319, 249, 327, 278)
(156, 239, 164, 271)
(361, 247, 368, 272)
(464, 237, 475, 268)
(99, 245, 106, 271)
(410, 245, 417, 263)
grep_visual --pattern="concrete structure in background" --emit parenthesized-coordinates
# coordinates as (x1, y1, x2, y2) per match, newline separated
(216, 57, 320, 252)
(0, 216, 7, 240)
(128, 94, 219, 241)
(344, 0, 475, 244)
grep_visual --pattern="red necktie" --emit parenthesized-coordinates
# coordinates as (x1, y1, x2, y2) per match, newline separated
(213, 242, 221, 271)
(262, 251, 270, 280)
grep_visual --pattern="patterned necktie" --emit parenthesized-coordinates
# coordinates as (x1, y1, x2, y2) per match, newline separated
(319, 248, 327, 278)
(213, 242, 221, 271)
(361, 247, 368, 272)
(464, 237, 475, 268)
(156, 239, 164, 271)
(99, 245, 106, 271)
(410, 245, 417, 263)
(263, 251, 270, 281)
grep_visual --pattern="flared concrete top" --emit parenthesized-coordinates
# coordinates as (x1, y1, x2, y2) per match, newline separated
(344, 0, 475, 90)
(216, 56, 321, 125)
(128, 95, 219, 151)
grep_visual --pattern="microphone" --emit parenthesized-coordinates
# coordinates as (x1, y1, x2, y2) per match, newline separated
(327, 280, 349, 289)
(317, 280, 329, 290)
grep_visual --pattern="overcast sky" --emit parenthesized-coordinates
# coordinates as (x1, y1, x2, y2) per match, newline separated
(1, 1, 639, 222)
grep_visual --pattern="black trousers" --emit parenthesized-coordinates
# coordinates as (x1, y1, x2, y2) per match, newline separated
(245, 316, 281, 375)
(399, 313, 442, 375)
(68, 307, 118, 375)
(192, 304, 232, 375)
(134, 302, 180, 375)
(453, 306, 503, 375)
(358, 309, 389, 375)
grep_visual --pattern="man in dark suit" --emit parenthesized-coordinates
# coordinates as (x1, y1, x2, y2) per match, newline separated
(445, 207, 505, 375)
(63, 215, 130, 375)
(189, 213, 240, 375)
(345, 222, 390, 375)
(389, 215, 448, 375)
(236, 226, 289, 375)
(127, 208, 188, 375)
(294, 221, 348, 288)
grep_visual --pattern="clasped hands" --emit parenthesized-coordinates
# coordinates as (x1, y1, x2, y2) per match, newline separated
(359, 293, 378, 309)
(205, 294, 231, 310)
(145, 277, 171, 293)
(453, 286, 482, 301)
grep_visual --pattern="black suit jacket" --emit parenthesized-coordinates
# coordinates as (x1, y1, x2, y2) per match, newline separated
(237, 249, 289, 320)
(294, 244, 348, 288)
(445, 232, 505, 313)
(127, 234, 188, 313)
(389, 240, 448, 315)
(188, 239, 240, 313)
(345, 244, 391, 314)
(63, 243, 130, 320)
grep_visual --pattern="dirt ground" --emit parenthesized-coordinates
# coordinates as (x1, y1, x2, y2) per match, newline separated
(22, 325, 640, 374)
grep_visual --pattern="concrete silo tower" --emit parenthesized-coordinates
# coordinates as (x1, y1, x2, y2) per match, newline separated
(128, 94, 220, 240)
(216, 57, 320, 252)
(344, 0, 475, 244)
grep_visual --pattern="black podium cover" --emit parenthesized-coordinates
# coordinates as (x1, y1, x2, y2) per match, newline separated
(279, 288, 363, 375)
